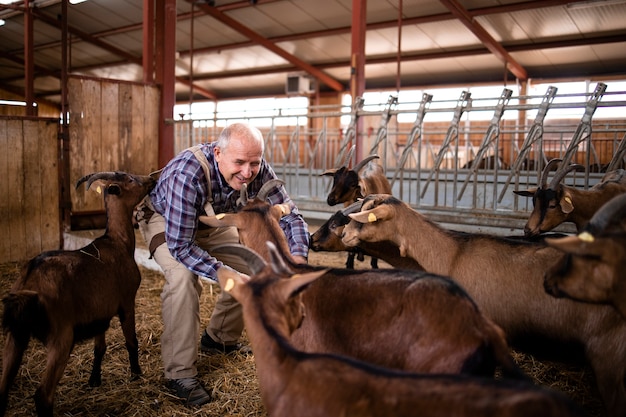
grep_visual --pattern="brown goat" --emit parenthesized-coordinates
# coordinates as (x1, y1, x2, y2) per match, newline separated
(309, 207, 424, 270)
(201, 188, 526, 379)
(544, 193, 626, 318)
(0, 171, 155, 417)
(321, 146, 392, 268)
(514, 158, 626, 236)
(342, 193, 626, 417)
(212, 242, 588, 417)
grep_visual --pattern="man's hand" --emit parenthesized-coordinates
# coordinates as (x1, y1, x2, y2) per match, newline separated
(292, 255, 308, 264)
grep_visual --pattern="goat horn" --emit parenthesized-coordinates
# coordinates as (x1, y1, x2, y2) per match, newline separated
(586, 193, 626, 234)
(343, 145, 356, 168)
(76, 171, 120, 190)
(257, 179, 286, 201)
(547, 163, 585, 190)
(353, 155, 380, 174)
(539, 159, 562, 188)
(266, 241, 294, 275)
(236, 183, 249, 207)
(341, 199, 364, 215)
(211, 243, 267, 275)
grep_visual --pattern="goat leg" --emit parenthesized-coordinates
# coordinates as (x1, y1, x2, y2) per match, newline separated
(88, 333, 107, 387)
(35, 337, 73, 417)
(119, 308, 142, 379)
(0, 333, 29, 417)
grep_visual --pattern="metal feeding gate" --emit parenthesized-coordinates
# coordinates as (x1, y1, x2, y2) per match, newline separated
(174, 83, 626, 234)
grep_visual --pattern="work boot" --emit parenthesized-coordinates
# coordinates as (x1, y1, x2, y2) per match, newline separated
(200, 331, 252, 355)
(165, 377, 212, 407)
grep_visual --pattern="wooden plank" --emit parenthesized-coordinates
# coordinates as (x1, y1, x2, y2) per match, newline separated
(118, 83, 133, 172)
(39, 120, 60, 252)
(23, 119, 43, 258)
(131, 83, 144, 174)
(144, 85, 160, 173)
(70, 78, 103, 212)
(7, 119, 26, 262)
(0, 118, 10, 261)
(101, 82, 120, 171)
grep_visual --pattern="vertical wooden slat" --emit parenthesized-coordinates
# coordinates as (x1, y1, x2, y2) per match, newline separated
(39, 120, 60, 252)
(102, 82, 120, 171)
(131, 83, 144, 174)
(144, 85, 160, 172)
(0, 119, 9, 261)
(119, 83, 133, 172)
(23, 120, 42, 257)
(71, 78, 103, 212)
(7, 119, 26, 261)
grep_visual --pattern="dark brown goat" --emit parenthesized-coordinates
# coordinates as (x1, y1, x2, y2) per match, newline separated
(212, 242, 588, 417)
(321, 147, 391, 269)
(201, 189, 526, 379)
(0, 171, 155, 417)
(514, 158, 626, 236)
(342, 193, 626, 417)
(309, 208, 424, 270)
(544, 193, 626, 318)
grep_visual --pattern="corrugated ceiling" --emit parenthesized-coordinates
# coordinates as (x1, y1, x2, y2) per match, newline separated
(0, 0, 625, 104)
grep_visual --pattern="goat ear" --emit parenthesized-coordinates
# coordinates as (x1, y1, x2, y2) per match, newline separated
(86, 178, 108, 194)
(320, 169, 338, 176)
(216, 266, 246, 297)
(348, 204, 392, 224)
(283, 269, 330, 298)
(270, 204, 291, 221)
(513, 188, 536, 197)
(560, 192, 574, 214)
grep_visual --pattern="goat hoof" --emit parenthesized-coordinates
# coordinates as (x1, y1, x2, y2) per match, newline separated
(88, 376, 102, 387)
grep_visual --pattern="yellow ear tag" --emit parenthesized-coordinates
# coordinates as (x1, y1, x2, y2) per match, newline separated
(367, 212, 377, 222)
(224, 278, 235, 292)
(216, 213, 226, 220)
(578, 231, 595, 242)
(564, 196, 572, 204)
(96, 186, 102, 194)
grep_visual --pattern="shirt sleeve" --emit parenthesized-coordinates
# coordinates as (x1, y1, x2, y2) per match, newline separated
(156, 163, 224, 281)
(259, 164, 310, 259)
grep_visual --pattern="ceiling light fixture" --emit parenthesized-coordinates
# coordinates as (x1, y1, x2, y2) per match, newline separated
(0, 19, 5, 27)
(69, 0, 88, 4)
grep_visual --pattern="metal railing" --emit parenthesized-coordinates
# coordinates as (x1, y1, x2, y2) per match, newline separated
(174, 84, 626, 234)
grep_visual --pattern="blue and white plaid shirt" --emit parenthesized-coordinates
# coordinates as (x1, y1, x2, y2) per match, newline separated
(149, 142, 310, 281)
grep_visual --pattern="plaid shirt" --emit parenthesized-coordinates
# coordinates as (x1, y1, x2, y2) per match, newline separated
(149, 142, 310, 281)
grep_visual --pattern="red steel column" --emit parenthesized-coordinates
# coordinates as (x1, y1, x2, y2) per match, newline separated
(143, 0, 155, 83)
(350, 0, 366, 159)
(24, 0, 35, 115)
(155, 0, 177, 167)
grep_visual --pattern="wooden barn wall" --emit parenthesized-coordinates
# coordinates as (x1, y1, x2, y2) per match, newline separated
(68, 76, 160, 217)
(0, 117, 60, 263)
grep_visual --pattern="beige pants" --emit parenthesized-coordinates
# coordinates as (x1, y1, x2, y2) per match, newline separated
(138, 207, 251, 380)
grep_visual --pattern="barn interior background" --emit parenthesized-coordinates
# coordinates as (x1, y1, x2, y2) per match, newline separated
(1, 0, 625, 264)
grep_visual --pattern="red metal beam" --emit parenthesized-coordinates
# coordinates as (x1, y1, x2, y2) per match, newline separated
(439, 0, 528, 81)
(23, 0, 35, 115)
(187, 0, 344, 92)
(143, 0, 154, 83)
(351, 0, 366, 160)
(156, 0, 177, 167)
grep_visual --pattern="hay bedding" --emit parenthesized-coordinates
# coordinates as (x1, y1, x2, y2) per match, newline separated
(0, 250, 606, 416)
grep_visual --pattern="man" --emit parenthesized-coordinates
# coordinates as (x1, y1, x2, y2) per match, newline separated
(137, 123, 309, 406)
